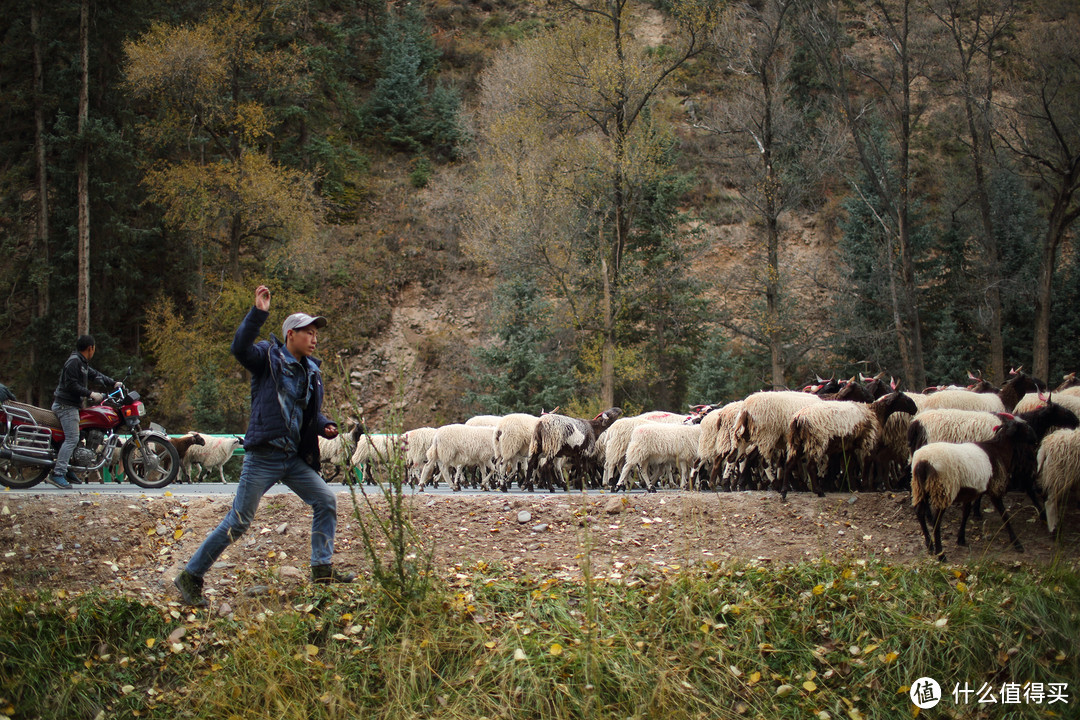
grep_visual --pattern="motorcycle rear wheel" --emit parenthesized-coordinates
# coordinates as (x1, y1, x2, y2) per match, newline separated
(122, 435, 180, 489)
(0, 457, 49, 489)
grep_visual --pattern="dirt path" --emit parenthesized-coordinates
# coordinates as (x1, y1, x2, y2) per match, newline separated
(1, 489, 1076, 605)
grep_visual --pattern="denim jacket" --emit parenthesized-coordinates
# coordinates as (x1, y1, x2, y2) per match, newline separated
(231, 306, 333, 471)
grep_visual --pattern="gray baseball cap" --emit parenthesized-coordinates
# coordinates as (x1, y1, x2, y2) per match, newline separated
(282, 312, 327, 338)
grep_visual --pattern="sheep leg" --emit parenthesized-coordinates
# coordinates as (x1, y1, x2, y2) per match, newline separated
(810, 458, 826, 498)
(988, 494, 1024, 553)
(931, 508, 946, 561)
(860, 456, 875, 493)
(778, 457, 796, 500)
(915, 500, 934, 553)
(709, 459, 725, 491)
(1023, 485, 1047, 523)
(957, 501, 972, 546)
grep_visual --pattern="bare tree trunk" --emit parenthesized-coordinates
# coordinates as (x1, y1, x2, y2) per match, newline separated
(76, 0, 90, 335)
(1033, 196, 1078, 381)
(765, 181, 784, 389)
(30, 2, 50, 405)
(1031, 232, 1054, 383)
(601, 256, 615, 408)
(763, 60, 784, 390)
(895, 1, 926, 390)
(879, 218, 913, 386)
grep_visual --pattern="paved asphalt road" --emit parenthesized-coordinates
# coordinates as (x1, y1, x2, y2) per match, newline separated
(2, 482, 646, 497)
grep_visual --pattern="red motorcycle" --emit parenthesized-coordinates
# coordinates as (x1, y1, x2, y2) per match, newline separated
(0, 384, 180, 489)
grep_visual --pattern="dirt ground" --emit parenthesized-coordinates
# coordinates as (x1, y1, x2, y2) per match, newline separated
(1, 488, 1077, 607)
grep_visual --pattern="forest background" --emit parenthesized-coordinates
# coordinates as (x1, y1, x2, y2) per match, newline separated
(1, 0, 1078, 435)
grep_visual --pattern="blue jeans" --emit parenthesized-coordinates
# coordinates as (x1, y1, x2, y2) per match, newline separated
(185, 448, 338, 577)
(51, 402, 81, 475)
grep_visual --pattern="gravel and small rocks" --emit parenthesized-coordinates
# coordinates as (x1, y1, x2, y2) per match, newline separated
(0, 490, 1075, 605)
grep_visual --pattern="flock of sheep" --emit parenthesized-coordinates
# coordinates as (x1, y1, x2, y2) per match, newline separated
(314, 369, 1080, 561)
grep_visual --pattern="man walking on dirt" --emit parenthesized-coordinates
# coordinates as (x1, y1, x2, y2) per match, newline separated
(48, 335, 121, 489)
(174, 285, 355, 606)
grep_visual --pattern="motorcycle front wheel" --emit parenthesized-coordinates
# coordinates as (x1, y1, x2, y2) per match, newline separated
(0, 457, 49, 489)
(122, 435, 180, 489)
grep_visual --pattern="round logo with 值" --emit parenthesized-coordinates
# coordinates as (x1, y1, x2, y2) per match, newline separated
(909, 677, 942, 709)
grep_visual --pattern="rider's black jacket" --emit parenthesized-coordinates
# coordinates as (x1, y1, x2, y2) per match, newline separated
(53, 351, 114, 408)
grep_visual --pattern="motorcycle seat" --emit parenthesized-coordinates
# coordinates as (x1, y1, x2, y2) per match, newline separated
(3, 401, 62, 429)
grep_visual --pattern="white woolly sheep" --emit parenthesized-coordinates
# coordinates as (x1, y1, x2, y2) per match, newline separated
(615, 423, 702, 492)
(734, 391, 822, 488)
(526, 408, 621, 491)
(465, 414, 503, 427)
(167, 433, 206, 482)
(183, 436, 242, 482)
(785, 391, 919, 497)
(402, 427, 437, 485)
(419, 424, 497, 491)
(907, 409, 1003, 453)
(1037, 428, 1080, 535)
(696, 401, 746, 490)
(910, 417, 1037, 559)
(1012, 392, 1080, 418)
(318, 425, 363, 482)
(601, 412, 686, 489)
(919, 389, 1007, 413)
(350, 433, 402, 483)
(492, 414, 541, 490)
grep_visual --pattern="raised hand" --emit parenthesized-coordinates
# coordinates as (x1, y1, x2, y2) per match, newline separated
(255, 285, 271, 312)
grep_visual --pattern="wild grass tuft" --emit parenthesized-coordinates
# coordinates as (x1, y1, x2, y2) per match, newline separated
(2, 558, 1076, 719)
(333, 365, 437, 612)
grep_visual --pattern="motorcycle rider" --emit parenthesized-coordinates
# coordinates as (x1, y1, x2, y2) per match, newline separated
(48, 334, 121, 489)
(174, 285, 355, 607)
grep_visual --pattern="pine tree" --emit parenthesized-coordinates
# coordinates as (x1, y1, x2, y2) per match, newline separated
(362, 2, 462, 158)
(467, 279, 576, 414)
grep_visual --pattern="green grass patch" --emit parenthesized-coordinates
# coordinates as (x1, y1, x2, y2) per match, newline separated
(1, 559, 1077, 719)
